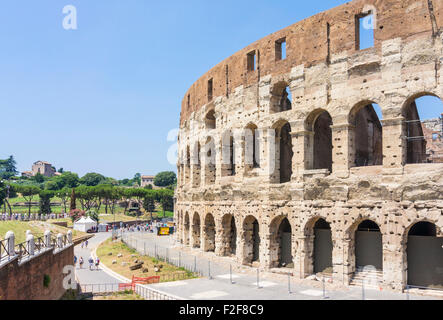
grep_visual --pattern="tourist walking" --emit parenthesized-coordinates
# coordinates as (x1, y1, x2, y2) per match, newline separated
(95, 257, 100, 270)
(79, 257, 84, 269)
(74, 255, 77, 267)
(85, 240, 88, 248)
(88, 256, 94, 270)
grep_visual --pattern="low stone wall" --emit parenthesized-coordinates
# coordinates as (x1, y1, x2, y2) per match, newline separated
(0, 241, 74, 300)
(51, 221, 68, 228)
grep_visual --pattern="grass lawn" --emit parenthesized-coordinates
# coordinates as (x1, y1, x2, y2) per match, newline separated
(93, 290, 144, 300)
(96, 238, 197, 282)
(0, 221, 87, 243)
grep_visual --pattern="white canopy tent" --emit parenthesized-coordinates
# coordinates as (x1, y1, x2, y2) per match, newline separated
(73, 216, 97, 232)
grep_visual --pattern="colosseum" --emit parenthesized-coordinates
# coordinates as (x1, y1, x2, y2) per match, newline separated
(174, 0, 443, 293)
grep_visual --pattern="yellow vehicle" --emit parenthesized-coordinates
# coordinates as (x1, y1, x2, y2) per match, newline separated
(158, 227, 170, 236)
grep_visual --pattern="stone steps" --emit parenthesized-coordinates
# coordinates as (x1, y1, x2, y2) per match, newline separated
(350, 269, 383, 289)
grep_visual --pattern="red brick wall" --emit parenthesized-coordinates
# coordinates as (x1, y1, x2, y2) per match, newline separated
(0, 245, 74, 300)
(180, 0, 438, 124)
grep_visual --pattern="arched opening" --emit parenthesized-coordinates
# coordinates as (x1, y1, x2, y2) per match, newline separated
(229, 135, 235, 176)
(191, 141, 201, 187)
(185, 145, 191, 183)
(205, 109, 216, 129)
(407, 221, 443, 288)
(204, 213, 216, 252)
(204, 136, 216, 184)
(245, 123, 260, 170)
(270, 217, 293, 268)
(313, 219, 333, 274)
(243, 216, 260, 265)
(184, 212, 190, 246)
(355, 220, 383, 271)
(192, 213, 201, 248)
(271, 82, 292, 113)
(350, 102, 383, 167)
(403, 94, 443, 164)
(221, 214, 237, 256)
(278, 122, 293, 183)
(222, 131, 235, 177)
(305, 110, 333, 171)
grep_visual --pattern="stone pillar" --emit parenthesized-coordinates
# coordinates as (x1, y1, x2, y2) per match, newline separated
(26, 233, 35, 256)
(44, 230, 52, 247)
(67, 230, 73, 244)
(57, 233, 63, 248)
(293, 235, 307, 279)
(5, 231, 15, 257)
(331, 123, 353, 177)
(341, 237, 354, 285)
(291, 130, 313, 180)
(381, 117, 405, 175)
(261, 227, 272, 269)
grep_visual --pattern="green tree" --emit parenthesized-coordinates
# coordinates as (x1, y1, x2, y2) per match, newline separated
(157, 188, 174, 218)
(55, 187, 71, 213)
(86, 209, 99, 223)
(33, 172, 45, 184)
(142, 189, 156, 221)
(0, 180, 6, 209)
(154, 171, 177, 187)
(39, 190, 54, 215)
(0, 156, 18, 179)
(15, 185, 41, 215)
(133, 173, 141, 186)
(80, 172, 106, 186)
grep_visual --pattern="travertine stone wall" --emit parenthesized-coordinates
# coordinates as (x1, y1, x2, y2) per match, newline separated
(176, 0, 443, 292)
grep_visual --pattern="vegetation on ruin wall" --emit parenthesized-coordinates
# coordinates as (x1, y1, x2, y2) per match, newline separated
(96, 239, 197, 282)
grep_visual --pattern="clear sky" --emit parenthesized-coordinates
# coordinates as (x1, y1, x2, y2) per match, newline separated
(0, 1, 441, 179)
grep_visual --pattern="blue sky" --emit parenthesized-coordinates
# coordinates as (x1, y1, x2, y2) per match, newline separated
(0, 1, 441, 179)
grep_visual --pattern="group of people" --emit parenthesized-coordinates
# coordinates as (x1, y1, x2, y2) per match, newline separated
(74, 255, 100, 270)
(120, 221, 174, 234)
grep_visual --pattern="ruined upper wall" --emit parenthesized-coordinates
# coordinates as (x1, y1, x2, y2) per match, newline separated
(180, 0, 442, 125)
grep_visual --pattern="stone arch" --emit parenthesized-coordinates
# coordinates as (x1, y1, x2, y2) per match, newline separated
(221, 130, 236, 177)
(242, 215, 260, 265)
(273, 121, 293, 183)
(402, 219, 443, 289)
(205, 109, 216, 129)
(203, 136, 216, 184)
(184, 212, 190, 246)
(353, 219, 383, 271)
(269, 216, 293, 268)
(221, 214, 237, 256)
(343, 215, 384, 280)
(191, 212, 201, 248)
(401, 92, 443, 164)
(301, 216, 334, 276)
(305, 109, 333, 172)
(349, 100, 383, 167)
(203, 213, 216, 252)
(270, 81, 292, 113)
(244, 123, 260, 170)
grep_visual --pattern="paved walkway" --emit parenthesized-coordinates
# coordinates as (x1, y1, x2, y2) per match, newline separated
(122, 231, 440, 301)
(74, 232, 123, 293)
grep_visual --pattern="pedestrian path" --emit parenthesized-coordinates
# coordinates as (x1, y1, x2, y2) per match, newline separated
(74, 232, 123, 291)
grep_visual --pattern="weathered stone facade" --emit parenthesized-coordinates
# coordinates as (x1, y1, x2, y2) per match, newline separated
(175, 0, 443, 292)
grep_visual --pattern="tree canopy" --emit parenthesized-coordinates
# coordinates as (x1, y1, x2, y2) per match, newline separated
(154, 171, 177, 187)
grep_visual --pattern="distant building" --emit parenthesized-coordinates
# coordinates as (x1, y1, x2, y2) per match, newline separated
(141, 175, 155, 188)
(21, 161, 56, 178)
(32, 161, 56, 177)
(21, 171, 33, 178)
